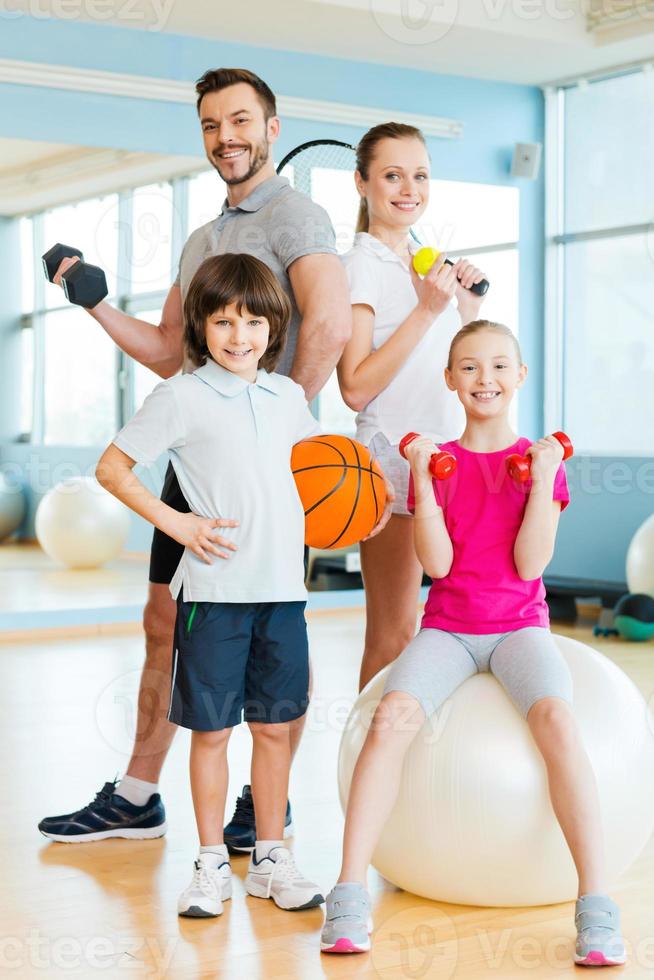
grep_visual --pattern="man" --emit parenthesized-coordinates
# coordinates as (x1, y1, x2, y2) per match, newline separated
(38, 68, 353, 849)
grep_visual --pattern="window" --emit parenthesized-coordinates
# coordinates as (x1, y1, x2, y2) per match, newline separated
(127, 307, 165, 412)
(42, 308, 118, 446)
(187, 169, 224, 235)
(546, 66, 654, 454)
(130, 183, 174, 296)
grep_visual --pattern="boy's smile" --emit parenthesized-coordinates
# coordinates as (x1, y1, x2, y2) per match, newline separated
(206, 301, 270, 382)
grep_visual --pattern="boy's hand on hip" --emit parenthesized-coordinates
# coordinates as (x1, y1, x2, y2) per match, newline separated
(168, 513, 239, 564)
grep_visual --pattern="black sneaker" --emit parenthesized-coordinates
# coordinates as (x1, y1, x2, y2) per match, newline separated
(224, 784, 293, 854)
(38, 779, 167, 843)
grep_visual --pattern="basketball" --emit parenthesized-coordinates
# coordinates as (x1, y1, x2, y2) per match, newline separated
(291, 435, 387, 549)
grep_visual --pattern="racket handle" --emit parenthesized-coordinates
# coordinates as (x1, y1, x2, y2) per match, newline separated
(399, 432, 457, 481)
(506, 431, 574, 484)
(444, 259, 489, 297)
(413, 247, 489, 297)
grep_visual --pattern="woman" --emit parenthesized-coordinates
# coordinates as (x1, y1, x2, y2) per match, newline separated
(338, 122, 487, 689)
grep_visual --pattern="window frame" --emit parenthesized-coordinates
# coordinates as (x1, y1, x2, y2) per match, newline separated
(544, 66, 652, 456)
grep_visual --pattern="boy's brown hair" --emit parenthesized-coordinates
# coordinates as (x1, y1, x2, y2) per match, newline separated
(195, 68, 277, 119)
(184, 254, 291, 372)
(447, 319, 523, 370)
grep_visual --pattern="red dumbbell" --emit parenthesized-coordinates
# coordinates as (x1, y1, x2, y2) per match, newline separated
(399, 432, 457, 481)
(505, 431, 574, 484)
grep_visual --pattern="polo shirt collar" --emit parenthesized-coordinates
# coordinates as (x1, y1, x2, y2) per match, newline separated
(193, 358, 283, 397)
(220, 175, 289, 215)
(353, 231, 420, 264)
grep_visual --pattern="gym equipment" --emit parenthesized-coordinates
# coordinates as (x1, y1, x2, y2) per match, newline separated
(338, 634, 654, 906)
(412, 246, 490, 297)
(291, 435, 386, 549)
(42, 243, 108, 309)
(613, 593, 654, 642)
(506, 431, 573, 484)
(35, 477, 129, 569)
(626, 514, 654, 598)
(0, 473, 26, 541)
(399, 431, 457, 481)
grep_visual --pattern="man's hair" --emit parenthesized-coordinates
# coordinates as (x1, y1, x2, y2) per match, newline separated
(184, 254, 291, 372)
(195, 68, 277, 120)
(447, 319, 523, 370)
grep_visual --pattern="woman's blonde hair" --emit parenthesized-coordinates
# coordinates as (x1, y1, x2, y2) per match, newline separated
(447, 319, 522, 371)
(355, 122, 427, 234)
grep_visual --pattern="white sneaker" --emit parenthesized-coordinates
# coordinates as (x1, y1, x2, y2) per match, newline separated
(245, 846, 324, 911)
(178, 852, 232, 917)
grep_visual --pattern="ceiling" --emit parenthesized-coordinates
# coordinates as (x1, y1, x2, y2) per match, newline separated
(58, 0, 654, 85)
(0, 138, 206, 216)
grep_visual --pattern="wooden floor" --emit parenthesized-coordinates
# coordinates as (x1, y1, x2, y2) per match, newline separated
(2, 604, 653, 978)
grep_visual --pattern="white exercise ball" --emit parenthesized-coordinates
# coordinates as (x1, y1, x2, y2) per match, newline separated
(0, 473, 26, 540)
(35, 477, 130, 569)
(627, 514, 654, 598)
(338, 634, 654, 907)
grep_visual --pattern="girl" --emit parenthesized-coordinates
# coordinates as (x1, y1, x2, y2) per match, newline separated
(97, 254, 324, 918)
(338, 122, 488, 690)
(321, 320, 625, 967)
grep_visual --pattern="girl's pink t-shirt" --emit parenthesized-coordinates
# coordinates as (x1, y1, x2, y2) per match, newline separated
(407, 438, 570, 635)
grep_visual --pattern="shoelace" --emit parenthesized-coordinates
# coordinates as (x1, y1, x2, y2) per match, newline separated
(263, 850, 304, 897)
(79, 780, 119, 814)
(232, 792, 255, 823)
(191, 860, 219, 897)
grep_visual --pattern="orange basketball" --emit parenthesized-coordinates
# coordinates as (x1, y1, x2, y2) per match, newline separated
(291, 434, 387, 549)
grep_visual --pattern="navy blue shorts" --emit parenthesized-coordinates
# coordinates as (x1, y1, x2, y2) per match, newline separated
(168, 599, 310, 732)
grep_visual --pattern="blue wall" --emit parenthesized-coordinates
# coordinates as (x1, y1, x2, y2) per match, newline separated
(0, 16, 546, 553)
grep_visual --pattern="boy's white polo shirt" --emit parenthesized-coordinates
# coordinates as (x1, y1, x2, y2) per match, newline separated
(341, 232, 465, 447)
(112, 359, 320, 603)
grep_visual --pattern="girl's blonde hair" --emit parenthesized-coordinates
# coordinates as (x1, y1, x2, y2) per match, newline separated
(447, 319, 522, 370)
(355, 122, 427, 234)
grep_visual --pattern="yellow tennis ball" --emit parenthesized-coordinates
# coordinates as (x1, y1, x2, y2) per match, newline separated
(413, 246, 441, 276)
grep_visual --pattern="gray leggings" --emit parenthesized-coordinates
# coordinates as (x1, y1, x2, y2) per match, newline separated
(383, 627, 573, 720)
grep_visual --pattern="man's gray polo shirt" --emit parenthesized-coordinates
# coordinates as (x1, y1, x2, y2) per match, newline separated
(113, 358, 321, 603)
(177, 175, 336, 376)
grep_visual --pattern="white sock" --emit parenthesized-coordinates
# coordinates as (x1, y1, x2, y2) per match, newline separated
(255, 839, 284, 862)
(115, 775, 158, 807)
(199, 844, 230, 866)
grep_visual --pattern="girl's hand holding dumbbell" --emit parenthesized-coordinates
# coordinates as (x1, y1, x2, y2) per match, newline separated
(403, 435, 442, 478)
(524, 435, 566, 483)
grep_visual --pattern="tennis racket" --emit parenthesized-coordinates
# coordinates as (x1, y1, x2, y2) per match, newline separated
(276, 138, 489, 296)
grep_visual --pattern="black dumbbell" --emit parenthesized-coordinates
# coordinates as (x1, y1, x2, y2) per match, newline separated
(42, 244, 108, 309)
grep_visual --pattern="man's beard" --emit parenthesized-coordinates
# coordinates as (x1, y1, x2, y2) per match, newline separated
(211, 136, 270, 186)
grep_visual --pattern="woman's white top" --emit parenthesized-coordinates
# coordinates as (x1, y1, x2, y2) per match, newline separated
(341, 232, 465, 448)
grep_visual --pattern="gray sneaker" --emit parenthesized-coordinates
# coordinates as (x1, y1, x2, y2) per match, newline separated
(575, 895, 626, 966)
(320, 882, 372, 954)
